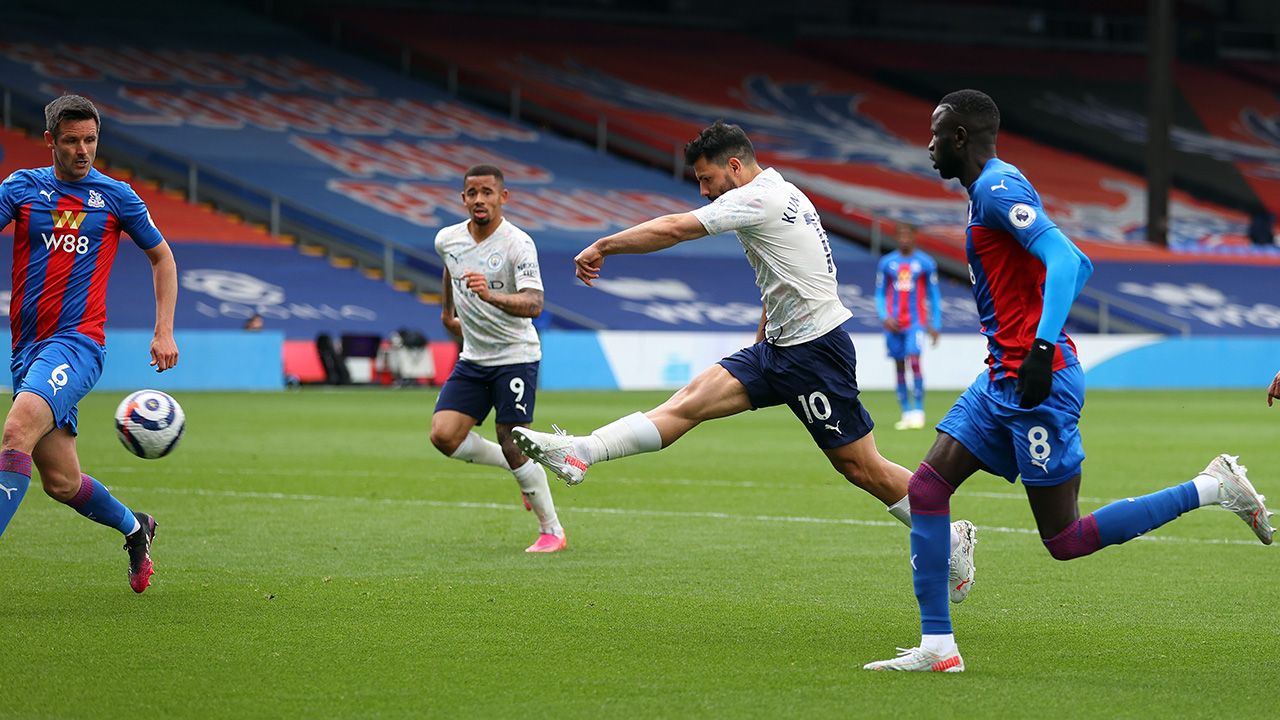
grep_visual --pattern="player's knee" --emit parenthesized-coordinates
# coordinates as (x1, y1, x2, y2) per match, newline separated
(428, 426, 462, 456)
(1041, 518, 1099, 561)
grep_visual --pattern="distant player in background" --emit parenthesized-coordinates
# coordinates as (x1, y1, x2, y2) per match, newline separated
(429, 164, 565, 553)
(0, 95, 178, 593)
(864, 90, 1273, 673)
(1267, 370, 1280, 406)
(875, 223, 941, 430)
(513, 121, 977, 598)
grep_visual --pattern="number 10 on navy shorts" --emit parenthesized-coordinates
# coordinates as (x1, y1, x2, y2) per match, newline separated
(435, 359, 539, 425)
(718, 327, 874, 450)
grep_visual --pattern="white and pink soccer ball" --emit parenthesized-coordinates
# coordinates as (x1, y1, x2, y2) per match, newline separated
(114, 389, 185, 459)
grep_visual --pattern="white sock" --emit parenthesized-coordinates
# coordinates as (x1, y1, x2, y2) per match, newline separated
(887, 496, 912, 527)
(921, 633, 957, 655)
(576, 411, 663, 464)
(449, 431, 510, 469)
(886, 496, 962, 552)
(125, 515, 141, 536)
(1193, 474, 1220, 507)
(513, 460, 560, 535)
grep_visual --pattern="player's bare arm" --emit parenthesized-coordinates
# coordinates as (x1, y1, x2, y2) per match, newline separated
(755, 308, 767, 343)
(575, 212, 707, 286)
(463, 271, 543, 318)
(144, 240, 178, 372)
(440, 268, 463, 340)
(1268, 370, 1280, 407)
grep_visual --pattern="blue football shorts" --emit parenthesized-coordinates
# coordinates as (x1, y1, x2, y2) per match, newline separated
(434, 359, 539, 425)
(10, 332, 107, 435)
(719, 326, 874, 450)
(937, 363, 1086, 486)
(884, 327, 923, 360)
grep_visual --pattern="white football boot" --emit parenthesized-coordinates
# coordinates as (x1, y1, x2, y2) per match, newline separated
(863, 646, 965, 672)
(1200, 454, 1274, 545)
(948, 519, 977, 604)
(512, 426, 590, 486)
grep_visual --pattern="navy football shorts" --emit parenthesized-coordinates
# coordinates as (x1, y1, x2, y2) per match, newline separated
(718, 327, 874, 450)
(937, 364, 1086, 486)
(10, 332, 106, 435)
(434, 359, 539, 425)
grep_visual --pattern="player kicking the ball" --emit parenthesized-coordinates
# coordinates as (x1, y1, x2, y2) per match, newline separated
(429, 165, 566, 553)
(0, 95, 178, 592)
(863, 90, 1273, 673)
(514, 121, 977, 598)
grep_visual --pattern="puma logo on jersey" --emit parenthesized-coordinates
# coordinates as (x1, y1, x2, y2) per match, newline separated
(990, 179, 1008, 192)
(824, 421, 842, 433)
(39, 189, 56, 202)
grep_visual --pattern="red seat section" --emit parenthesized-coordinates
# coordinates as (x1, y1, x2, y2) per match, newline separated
(0, 127, 280, 245)
(283, 339, 327, 383)
(429, 341, 459, 386)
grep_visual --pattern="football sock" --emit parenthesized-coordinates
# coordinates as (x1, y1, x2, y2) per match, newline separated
(512, 460, 560, 535)
(921, 632, 957, 655)
(885, 495, 963, 552)
(66, 474, 139, 535)
(0, 450, 32, 538)
(578, 411, 662, 463)
(895, 370, 909, 413)
(908, 463, 955, 636)
(450, 431, 510, 470)
(910, 357, 925, 412)
(1091, 481, 1199, 547)
(1192, 474, 1221, 506)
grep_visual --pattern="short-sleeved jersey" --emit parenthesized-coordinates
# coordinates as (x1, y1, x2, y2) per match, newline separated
(0, 167, 165, 350)
(966, 158, 1078, 378)
(691, 168, 851, 346)
(435, 218, 542, 366)
(875, 249, 940, 330)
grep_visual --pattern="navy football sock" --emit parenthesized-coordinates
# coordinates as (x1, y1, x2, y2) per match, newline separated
(0, 450, 33, 538)
(65, 474, 138, 535)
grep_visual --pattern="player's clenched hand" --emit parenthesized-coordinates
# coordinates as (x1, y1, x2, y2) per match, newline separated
(882, 318, 900, 332)
(150, 334, 179, 373)
(1268, 370, 1280, 407)
(928, 327, 940, 346)
(1016, 338, 1055, 409)
(575, 244, 605, 286)
(463, 272, 491, 301)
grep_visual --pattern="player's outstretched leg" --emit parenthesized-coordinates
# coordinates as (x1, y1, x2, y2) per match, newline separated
(514, 412, 662, 486)
(1201, 454, 1273, 544)
(123, 512, 157, 593)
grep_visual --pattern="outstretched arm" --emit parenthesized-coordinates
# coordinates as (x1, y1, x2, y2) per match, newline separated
(144, 240, 178, 372)
(575, 212, 708, 286)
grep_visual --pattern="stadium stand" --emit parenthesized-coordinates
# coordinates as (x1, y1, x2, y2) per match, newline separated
(0, 12, 984, 337)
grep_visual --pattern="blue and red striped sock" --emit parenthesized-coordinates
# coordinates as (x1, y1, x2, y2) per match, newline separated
(909, 462, 956, 636)
(65, 473, 139, 535)
(0, 450, 32, 539)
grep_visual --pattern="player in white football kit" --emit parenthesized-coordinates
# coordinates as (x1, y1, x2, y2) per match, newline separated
(429, 165, 565, 553)
(513, 122, 976, 594)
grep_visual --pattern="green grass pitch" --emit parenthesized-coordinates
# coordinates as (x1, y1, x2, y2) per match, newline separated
(1, 387, 1277, 718)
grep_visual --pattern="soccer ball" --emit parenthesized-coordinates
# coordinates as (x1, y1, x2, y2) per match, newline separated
(114, 389, 186, 459)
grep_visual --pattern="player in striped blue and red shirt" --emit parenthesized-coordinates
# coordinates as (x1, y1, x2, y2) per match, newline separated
(865, 89, 1274, 673)
(875, 223, 941, 430)
(0, 95, 178, 593)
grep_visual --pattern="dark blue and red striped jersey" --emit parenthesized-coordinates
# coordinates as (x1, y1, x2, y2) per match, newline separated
(875, 249, 942, 331)
(0, 167, 164, 350)
(966, 158, 1077, 378)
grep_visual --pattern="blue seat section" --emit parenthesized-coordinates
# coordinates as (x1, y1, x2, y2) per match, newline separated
(0, 21, 873, 267)
(1085, 261, 1280, 335)
(539, 251, 980, 333)
(85, 243, 440, 340)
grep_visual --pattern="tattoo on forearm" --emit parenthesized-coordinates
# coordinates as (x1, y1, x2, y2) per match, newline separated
(490, 289, 544, 318)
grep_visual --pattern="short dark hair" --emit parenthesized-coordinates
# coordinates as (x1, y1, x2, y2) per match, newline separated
(464, 164, 504, 185)
(938, 89, 1000, 133)
(45, 94, 101, 135)
(684, 120, 756, 166)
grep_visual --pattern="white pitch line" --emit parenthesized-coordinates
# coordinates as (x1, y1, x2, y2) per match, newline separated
(110, 485, 1265, 547)
(97, 465, 1122, 504)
